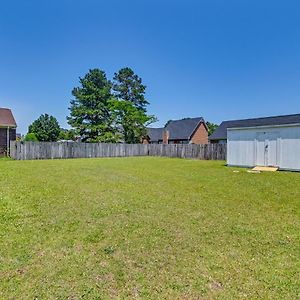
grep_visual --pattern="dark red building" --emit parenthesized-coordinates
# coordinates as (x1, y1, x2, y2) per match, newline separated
(0, 108, 17, 156)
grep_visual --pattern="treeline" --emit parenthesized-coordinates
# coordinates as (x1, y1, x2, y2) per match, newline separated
(25, 67, 156, 143)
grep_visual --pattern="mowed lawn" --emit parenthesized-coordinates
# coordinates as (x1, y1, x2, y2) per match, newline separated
(0, 158, 299, 299)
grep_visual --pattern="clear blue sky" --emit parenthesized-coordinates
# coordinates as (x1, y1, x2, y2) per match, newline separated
(1, 0, 300, 134)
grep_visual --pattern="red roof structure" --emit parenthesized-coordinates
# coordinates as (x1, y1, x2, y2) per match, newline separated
(0, 108, 17, 127)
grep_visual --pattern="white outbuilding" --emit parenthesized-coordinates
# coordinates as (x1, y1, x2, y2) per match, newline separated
(210, 114, 300, 171)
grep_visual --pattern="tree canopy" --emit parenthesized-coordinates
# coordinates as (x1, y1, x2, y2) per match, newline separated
(110, 99, 155, 143)
(68, 69, 117, 142)
(68, 68, 156, 143)
(24, 133, 38, 142)
(58, 129, 76, 141)
(28, 114, 60, 142)
(113, 67, 149, 111)
(112, 67, 156, 143)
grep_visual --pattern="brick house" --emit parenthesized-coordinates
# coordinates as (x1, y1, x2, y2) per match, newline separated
(144, 117, 208, 144)
(0, 108, 17, 156)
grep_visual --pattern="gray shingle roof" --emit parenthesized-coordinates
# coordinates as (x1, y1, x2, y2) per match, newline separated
(147, 117, 205, 142)
(209, 113, 300, 141)
(146, 127, 164, 142)
(166, 117, 205, 140)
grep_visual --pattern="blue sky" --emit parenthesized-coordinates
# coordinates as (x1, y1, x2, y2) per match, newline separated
(1, 0, 300, 134)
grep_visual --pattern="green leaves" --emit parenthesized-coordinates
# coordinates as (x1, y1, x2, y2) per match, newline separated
(112, 67, 156, 143)
(58, 129, 76, 141)
(113, 67, 149, 111)
(28, 114, 60, 142)
(206, 122, 219, 136)
(68, 68, 157, 143)
(110, 99, 156, 143)
(24, 133, 38, 142)
(68, 69, 117, 143)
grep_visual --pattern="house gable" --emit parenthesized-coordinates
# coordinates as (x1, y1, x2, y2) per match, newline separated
(0, 108, 17, 127)
(190, 122, 208, 144)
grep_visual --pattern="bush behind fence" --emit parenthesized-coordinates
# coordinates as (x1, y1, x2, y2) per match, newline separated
(10, 141, 226, 161)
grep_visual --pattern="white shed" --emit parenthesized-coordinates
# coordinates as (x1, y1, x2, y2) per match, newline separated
(226, 114, 300, 171)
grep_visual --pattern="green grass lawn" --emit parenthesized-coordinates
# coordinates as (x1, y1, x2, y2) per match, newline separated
(0, 158, 299, 299)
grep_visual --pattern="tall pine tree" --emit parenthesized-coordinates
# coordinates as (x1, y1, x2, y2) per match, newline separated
(113, 67, 149, 111)
(68, 69, 118, 142)
(112, 67, 156, 143)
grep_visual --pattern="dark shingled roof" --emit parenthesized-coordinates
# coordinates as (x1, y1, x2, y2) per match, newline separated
(0, 108, 17, 127)
(146, 127, 164, 142)
(209, 113, 300, 141)
(166, 117, 205, 140)
(147, 117, 205, 142)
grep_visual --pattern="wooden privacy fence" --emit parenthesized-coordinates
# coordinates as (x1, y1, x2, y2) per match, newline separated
(10, 141, 227, 161)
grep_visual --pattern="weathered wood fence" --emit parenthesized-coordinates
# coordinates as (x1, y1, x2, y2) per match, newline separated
(10, 141, 227, 161)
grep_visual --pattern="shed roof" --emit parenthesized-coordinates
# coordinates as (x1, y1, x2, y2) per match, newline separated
(209, 113, 300, 141)
(0, 108, 17, 127)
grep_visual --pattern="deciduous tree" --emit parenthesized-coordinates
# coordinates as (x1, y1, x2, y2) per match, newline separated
(24, 133, 38, 142)
(28, 114, 60, 142)
(110, 99, 156, 143)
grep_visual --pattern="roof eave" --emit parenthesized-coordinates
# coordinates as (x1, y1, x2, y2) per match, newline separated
(0, 124, 17, 128)
(227, 122, 300, 131)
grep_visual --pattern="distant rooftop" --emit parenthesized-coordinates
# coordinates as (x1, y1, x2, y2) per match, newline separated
(166, 117, 205, 140)
(147, 117, 205, 141)
(146, 128, 164, 142)
(0, 108, 17, 127)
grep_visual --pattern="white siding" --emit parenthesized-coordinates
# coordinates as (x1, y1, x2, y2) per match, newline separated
(227, 125, 300, 171)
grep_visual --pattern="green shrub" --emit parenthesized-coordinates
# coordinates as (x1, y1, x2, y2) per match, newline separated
(24, 133, 38, 141)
